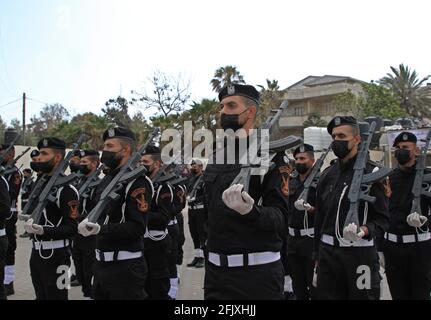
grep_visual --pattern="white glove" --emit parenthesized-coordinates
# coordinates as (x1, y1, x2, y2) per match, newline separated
(78, 218, 101, 237)
(294, 199, 312, 211)
(24, 218, 45, 235)
(222, 184, 254, 215)
(284, 275, 293, 293)
(378, 252, 385, 270)
(312, 266, 318, 288)
(406, 212, 428, 228)
(343, 223, 365, 242)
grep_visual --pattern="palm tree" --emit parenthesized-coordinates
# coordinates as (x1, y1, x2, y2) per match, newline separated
(379, 64, 431, 117)
(210, 65, 245, 93)
(257, 79, 280, 92)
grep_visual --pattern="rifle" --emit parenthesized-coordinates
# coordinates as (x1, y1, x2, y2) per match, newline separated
(186, 174, 204, 202)
(343, 122, 392, 230)
(0, 134, 21, 175)
(20, 134, 88, 224)
(230, 100, 301, 192)
(86, 128, 160, 223)
(2, 147, 31, 176)
(78, 164, 105, 200)
(297, 146, 332, 205)
(410, 129, 431, 215)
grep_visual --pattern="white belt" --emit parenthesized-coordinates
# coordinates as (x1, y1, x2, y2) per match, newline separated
(11, 208, 17, 212)
(0, 228, 5, 237)
(288, 227, 314, 237)
(321, 234, 374, 247)
(168, 218, 178, 226)
(33, 239, 69, 250)
(144, 229, 168, 240)
(96, 250, 143, 262)
(190, 204, 204, 210)
(208, 251, 280, 267)
(384, 232, 431, 244)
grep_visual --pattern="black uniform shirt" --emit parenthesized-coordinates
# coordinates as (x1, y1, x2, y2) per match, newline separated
(203, 138, 289, 255)
(287, 172, 317, 230)
(187, 174, 205, 206)
(0, 175, 11, 229)
(32, 176, 79, 241)
(91, 166, 153, 252)
(21, 176, 35, 200)
(387, 166, 431, 235)
(313, 156, 389, 257)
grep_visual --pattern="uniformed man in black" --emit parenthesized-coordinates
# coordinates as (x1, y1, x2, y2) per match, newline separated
(72, 149, 100, 299)
(20, 168, 35, 213)
(286, 144, 317, 300)
(23, 138, 79, 300)
(0, 144, 22, 296)
(78, 127, 153, 300)
(313, 116, 389, 300)
(20, 150, 40, 238)
(203, 84, 289, 300)
(140, 146, 177, 300)
(0, 163, 11, 299)
(186, 159, 207, 268)
(383, 131, 431, 299)
(174, 179, 186, 280)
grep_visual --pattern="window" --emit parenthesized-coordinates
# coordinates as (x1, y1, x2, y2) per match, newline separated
(294, 106, 304, 116)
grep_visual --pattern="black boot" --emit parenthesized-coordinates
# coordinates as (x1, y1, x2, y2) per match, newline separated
(187, 257, 199, 267)
(5, 283, 14, 296)
(194, 257, 205, 268)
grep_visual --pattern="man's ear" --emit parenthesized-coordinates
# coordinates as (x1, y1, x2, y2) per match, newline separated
(414, 146, 421, 156)
(247, 106, 257, 120)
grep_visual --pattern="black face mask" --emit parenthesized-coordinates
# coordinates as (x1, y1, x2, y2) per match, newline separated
(220, 109, 248, 131)
(79, 164, 91, 175)
(101, 150, 122, 170)
(30, 158, 55, 174)
(69, 163, 81, 173)
(332, 140, 351, 159)
(296, 163, 309, 174)
(395, 149, 411, 165)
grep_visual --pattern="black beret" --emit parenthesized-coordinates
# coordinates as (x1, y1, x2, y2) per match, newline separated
(218, 84, 260, 105)
(103, 127, 136, 142)
(72, 150, 82, 157)
(393, 131, 417, 147)
(327, 116, 358, 135)
(37, 137, 66, 150)
(293, 144, 315, 158)
(30, 150, 40, 158)
(143, 145, 160, 155)
(80, 149, 100, 158)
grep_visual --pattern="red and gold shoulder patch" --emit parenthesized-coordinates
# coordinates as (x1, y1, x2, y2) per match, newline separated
(131, 188, 149, 214)
(68, 200, 80, 220)
(177, 190, 185, 204)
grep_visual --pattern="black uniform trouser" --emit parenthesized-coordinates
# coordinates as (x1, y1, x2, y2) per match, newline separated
(287, 235, 315, 300)
(167, 224, 179, 278)
(316, 243, 380, 300)
(144, 237, 171, 300)
(93, 257, 148, 300)
(383, 239, 431, 300)
(5, 212, 17, 266)
(188, 207, 207, 250)
(176, 212, 185, 265)
(204, 259, 284, 300)
(0, 236, 8, 300)
(73, 236, 96, 298)
(30, 247, 71, 300)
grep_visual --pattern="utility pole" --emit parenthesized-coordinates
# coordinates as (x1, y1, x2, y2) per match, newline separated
(22, 92, 26, 145)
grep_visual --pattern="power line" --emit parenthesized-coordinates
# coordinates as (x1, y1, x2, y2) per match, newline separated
(0, 98, 20, 109)
(26, 97, 49, 105)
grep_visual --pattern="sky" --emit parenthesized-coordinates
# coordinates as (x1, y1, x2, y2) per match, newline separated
(0, 0, 430, 126)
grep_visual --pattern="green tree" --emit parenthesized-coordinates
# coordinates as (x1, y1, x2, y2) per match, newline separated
(70, 112, 108, 149)
(379, 64, 431, 117)
(0, 116, 6, 143)
(361, 83, 407, 119)
(102, 96, 132, 127)
(257, 79, 284, 126)
(29, 103, 70, 140)
(210, 65, 245, 93)
(303, 113, 327, 128)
